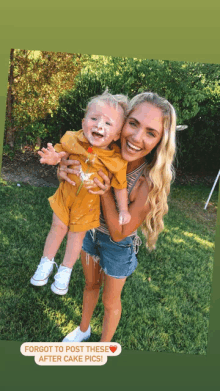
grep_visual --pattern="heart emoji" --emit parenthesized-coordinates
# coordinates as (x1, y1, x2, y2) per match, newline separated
(110, 345, 117, 353)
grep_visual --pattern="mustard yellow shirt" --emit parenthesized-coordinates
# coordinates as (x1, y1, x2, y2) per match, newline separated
(48, 130, 127, 232)
(54, 129, 127, 190)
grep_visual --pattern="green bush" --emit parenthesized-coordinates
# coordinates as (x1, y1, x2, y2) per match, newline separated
(14, 122, 48, 149)
(176, 98, 220, 172)
(7, 56, 219, 173)
(44, 58, 220, 172)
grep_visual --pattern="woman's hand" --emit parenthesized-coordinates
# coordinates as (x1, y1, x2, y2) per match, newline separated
(87, 170, 112, 195)
(57, 156, 81, 186)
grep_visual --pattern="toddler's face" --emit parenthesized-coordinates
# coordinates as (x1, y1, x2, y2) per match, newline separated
(82, 101, 124, 149)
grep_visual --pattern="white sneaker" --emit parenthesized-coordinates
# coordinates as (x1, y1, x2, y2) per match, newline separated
(30, 257, 57, 286)
(62, 325, 91, 342)
(51, 265, 72, 295)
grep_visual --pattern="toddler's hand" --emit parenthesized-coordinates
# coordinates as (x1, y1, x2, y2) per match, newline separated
(119, 210, 131, 225)
(38, 143, 66, 165)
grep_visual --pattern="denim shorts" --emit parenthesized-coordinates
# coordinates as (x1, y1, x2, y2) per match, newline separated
(82, 230, 141, 279)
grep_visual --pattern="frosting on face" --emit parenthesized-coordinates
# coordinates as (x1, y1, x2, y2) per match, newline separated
(82, 102, 124, 150)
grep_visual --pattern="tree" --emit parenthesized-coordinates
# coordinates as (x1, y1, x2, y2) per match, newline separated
(5, 49, 83, 148)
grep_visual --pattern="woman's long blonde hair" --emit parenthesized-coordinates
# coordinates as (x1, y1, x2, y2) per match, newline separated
(129, 92, 176, 250)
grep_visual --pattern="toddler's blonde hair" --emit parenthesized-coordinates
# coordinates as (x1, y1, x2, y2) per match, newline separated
(85, 89, 130, 121)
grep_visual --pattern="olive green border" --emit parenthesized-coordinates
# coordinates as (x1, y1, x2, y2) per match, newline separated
(0, 1, 220, 389)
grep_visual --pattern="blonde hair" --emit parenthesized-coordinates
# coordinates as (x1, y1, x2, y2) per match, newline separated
(129, 92, 176, 250)
(85, 90, 130, 121)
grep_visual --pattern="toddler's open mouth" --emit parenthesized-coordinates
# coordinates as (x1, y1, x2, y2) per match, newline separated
(92, 131, 104, 138)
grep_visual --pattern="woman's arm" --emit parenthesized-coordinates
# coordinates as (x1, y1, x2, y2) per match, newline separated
(57, 160, 150, 239)
(101, 178, 150, 242)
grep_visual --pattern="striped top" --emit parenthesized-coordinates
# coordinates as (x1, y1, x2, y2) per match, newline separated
(97, 161, 148, 237)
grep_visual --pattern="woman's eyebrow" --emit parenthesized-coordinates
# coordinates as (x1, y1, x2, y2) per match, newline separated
(129, 117, 160, 134)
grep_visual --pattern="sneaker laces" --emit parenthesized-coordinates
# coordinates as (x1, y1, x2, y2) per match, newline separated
(54, 266, 72, 285)
(75, 327, 82, 338)
(50, 259, 58, 271)
(36, 258, 58, 273)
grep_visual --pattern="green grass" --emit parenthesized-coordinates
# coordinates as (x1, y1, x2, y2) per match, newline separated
(0, 178, 218, 355)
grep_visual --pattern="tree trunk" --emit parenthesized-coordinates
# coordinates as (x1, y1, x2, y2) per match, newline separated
(35, 136, 41, 151)
(5, 49, 15, 148)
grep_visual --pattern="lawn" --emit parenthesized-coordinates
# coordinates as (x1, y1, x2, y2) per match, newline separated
(0, 178, 218, 355)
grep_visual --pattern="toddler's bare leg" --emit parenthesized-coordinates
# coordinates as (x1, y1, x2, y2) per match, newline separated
(62, 231, 86, 269)
(43, 213, 68, 260)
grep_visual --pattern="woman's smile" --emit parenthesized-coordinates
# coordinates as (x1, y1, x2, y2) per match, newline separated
(121, 102, 163, 163)
(126, 140, 142, 152)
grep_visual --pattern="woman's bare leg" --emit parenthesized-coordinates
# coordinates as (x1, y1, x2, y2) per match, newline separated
(43, 213, 68, 260)
(79, 250, 104, 332)
(100, 274, 127, 342)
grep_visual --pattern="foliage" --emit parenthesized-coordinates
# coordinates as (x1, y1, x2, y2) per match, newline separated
(4, 49, 83, 148)
(15, 122, 48, 150)
(46, 55, 220, 172)
(4, 52, 220, 172)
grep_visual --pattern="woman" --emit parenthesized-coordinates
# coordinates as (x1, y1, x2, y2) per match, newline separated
(58, 92, 176, 343)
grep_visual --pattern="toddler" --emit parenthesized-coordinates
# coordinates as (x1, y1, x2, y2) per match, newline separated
(30, 91, 131, 294)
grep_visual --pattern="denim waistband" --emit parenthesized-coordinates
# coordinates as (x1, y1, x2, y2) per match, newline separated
(89, 229, 142, 255)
